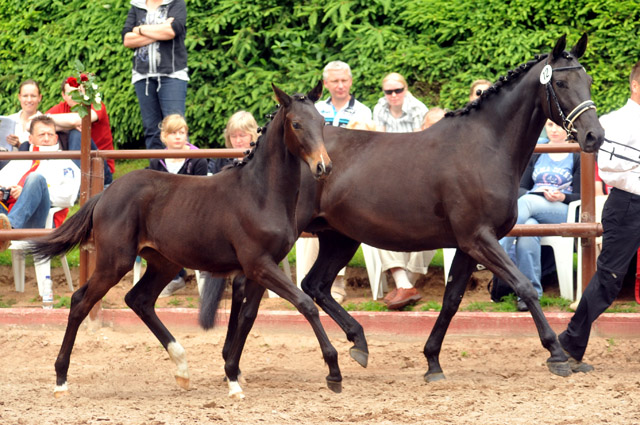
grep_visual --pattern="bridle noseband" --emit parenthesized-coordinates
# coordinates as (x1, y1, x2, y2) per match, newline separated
(541, 62, 596, 140)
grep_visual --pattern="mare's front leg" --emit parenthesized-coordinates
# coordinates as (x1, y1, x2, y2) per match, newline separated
(54, 267, 128, 397)
(221, 275, 246, 378)
(245, 257, 342, 393)
(302, 231, 369, 367)
(464, 233, 571, 377)
(424, 249, 476, 382)
(124, 259, 190, 389)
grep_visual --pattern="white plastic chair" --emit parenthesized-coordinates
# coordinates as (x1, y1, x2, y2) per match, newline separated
(442, 200, 581, 300)
(9, 207, 74, 297)
(295, 239, 384, 300)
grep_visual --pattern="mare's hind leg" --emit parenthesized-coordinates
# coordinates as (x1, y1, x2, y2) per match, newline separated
(463, 232, 571, 377)
(244, 257, 342, 393)
(124, 258, 188, 389)
(223, 278, 265, 399)
(54, 266, 130, 397)
(302, 231, 368, 367)
(423, 249, 476, 382)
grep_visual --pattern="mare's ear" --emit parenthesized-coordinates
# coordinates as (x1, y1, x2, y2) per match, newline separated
(307, 80, 323, 103)
(272, 83, 291, 108)
(552, 35, 567, 60)
(570, 34, 588, 59)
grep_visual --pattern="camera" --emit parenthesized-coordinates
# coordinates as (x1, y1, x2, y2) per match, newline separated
(0, 187, 11, 203)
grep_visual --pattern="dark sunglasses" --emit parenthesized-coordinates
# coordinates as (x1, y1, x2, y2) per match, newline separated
(383, 87, 405, 95)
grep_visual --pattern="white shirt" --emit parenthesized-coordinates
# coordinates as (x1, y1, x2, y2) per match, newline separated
(373, 91, 428, 133)
(598, 98, 640, 195)
(0, 144, 81, 207)
(7, 110, 42, 146)
(315, 95, 372, 127)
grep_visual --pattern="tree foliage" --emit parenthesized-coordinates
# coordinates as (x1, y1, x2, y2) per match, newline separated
(0, 0, 638, 148)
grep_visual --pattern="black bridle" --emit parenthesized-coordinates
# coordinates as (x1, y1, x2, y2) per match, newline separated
(542, 63, 596, 140)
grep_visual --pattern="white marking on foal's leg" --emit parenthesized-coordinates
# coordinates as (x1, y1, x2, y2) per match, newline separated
(228, 380, 245, 399)
(168, 341, 190, 390)
(54, 382, 68, 398)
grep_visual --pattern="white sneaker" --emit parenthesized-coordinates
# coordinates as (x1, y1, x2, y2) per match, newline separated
(159, 277, 186, 298)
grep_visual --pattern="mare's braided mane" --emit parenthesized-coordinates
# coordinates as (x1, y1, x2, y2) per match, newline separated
(233, 93, 310, 167)
(445, 52, 564, 118)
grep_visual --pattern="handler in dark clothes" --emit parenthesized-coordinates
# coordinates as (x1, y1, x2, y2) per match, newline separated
(559, 60, 640, 372)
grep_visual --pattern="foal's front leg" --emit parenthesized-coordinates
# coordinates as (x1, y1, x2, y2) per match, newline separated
(245, 258, 342, 393)
(222, 279, 265, 399)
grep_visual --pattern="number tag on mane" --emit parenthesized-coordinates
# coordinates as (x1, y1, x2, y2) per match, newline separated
(540, 65, 552, 84)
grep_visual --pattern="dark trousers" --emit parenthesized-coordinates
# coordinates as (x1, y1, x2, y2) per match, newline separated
(559, 188, 640, 361)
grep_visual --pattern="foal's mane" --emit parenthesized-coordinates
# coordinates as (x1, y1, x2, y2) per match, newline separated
(445, 51, 575, 118)
(232, 93, 310, 167)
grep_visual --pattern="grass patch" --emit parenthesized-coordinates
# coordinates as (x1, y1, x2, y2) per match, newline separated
(606, 303, 639, 313)
(54, 295, 71, 309)
(0, 296, 17, 308)
(539, 294, 571, 310)
(419, 300, 442, 312)
(343, 300, 388, 311)
(167, 298, 183, 307)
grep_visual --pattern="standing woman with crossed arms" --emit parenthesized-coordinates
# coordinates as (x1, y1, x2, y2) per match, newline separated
(122, 0, 188, 151)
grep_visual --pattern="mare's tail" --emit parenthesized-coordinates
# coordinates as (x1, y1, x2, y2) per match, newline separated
(198, 272, 227, 330)
(28, 193, 103, 261)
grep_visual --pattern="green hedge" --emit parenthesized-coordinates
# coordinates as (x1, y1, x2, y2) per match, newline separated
(1, 0, 638, 148)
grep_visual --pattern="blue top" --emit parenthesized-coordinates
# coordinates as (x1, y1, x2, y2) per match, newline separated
(530, 154, 575, 195)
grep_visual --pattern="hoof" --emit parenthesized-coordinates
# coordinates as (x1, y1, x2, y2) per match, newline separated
(547, 360, 572, 377)
(349, 347, 369, 368)
(424, 372, 446, 383)
(54, 383, 68, 398)
(228, 380, 245, 400)
(175, 375, 190, 390)
(326, 379, 342, 393)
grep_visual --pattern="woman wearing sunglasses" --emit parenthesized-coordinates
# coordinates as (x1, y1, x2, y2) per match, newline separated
(373, 72, 428, 132)
(371, 72, 434, 309)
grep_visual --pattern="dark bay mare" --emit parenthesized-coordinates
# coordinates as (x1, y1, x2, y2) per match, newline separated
(200, 35, 605, 386)
(29, 83, 338, 399)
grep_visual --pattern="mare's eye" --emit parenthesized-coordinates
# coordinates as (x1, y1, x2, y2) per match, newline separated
(555, 80, 567, 88)
(292, 122, 301, 129)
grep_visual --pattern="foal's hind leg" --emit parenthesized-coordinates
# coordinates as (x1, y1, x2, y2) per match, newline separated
(302, 231, 369, 367)
(423, 249, 476, 383)
(124, 259, 189, 389)
(221, 275, 246, 381)
(54, 268, 128, 397)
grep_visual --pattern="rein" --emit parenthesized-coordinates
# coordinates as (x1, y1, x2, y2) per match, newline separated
(542, 63, 596, 139)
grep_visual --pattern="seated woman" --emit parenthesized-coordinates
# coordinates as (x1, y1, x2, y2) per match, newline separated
(501, 119, 581, 311)
(149, 114, 208, 297)
(208, 110, 258, 174)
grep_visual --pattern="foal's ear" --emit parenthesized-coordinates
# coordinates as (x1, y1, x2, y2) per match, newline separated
(272, 83, 291, 108)
(570, 34, 588, 59)
(307, 80, 323, 103)
(552, 34, 567, 60)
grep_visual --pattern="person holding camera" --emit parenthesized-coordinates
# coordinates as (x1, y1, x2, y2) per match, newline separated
(0, 115, 81, 251)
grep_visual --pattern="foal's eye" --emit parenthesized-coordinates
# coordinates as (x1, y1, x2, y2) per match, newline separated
(555, 80, 567, 88)
(292, 122, 301, 129)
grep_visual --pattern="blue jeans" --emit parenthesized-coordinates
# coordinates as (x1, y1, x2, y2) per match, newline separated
(6, 173, 51, 229)
(67, 130, 113, 185)
(500, 193, 569, 298)
(134, 77, 187, 150)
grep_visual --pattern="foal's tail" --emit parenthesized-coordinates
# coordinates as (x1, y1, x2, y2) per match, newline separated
(29, 193, 103, 262)
(198, 272, 227, 330)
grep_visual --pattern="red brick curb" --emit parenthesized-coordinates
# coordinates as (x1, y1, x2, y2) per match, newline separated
(1, 308, 638, 338)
